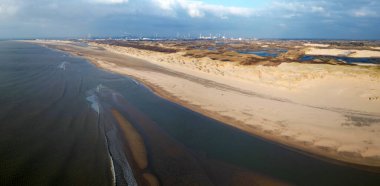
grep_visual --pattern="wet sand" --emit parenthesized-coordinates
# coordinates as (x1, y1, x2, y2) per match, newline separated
(105, 89, 291, 185)
(111, 109, 159, 186)
(25, 40, 380, 168)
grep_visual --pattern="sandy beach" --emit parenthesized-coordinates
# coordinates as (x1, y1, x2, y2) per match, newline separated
(27, 40, 380, 168)
(305, 47, 380, 58)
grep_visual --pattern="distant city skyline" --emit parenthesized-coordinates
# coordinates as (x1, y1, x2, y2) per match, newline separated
(1, 0, 380, 39)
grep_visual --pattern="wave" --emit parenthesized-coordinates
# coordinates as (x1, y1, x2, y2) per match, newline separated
(85, 84, 138, 185)
(58, 61, 69, 70)
(86, 94, 100, 114)
(131, 79, 139, 85)
(85, 84, 107, 115)
(86, 84, 112, 115)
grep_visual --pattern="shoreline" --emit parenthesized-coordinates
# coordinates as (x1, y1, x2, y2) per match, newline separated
(128, 75, 380, 173)
(24, 40, 380, 169)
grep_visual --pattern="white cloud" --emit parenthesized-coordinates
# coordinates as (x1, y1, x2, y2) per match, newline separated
(272, 1, 306, 11)
(352, 8, 377, 17)
(153, 0, 176, 10)
(0, 0, 19, 17)
(282, 13, 300, 19)
(152, 0, 254, 18)
(311, 6, 324, 13)
(271, 1, 329, 16)
(201, 4, 253, 18)
(90, 0, 129, 4)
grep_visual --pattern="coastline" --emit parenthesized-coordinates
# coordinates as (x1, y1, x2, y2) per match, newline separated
(123, 75, 380, 172)
(24, 40, 380, 169)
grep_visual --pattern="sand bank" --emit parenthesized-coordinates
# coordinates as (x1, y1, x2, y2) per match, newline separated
(303, 43, 330, 48)
(27, 40, 380, 168)
(305, 47, 380, 58)
(112, 109, 159, 185)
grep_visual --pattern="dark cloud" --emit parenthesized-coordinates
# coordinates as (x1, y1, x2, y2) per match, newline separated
(0, 0, 379, 39)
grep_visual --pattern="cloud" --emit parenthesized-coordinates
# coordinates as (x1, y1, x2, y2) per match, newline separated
(152, 0, 176, 11)
(311, 6, 324, 13)
(269, 0, 380, 19)
(352, 7, 378, 17)
(152, 0, 254, 18)
(271, 1, 307, 12)
(270, 1, 329, 16)
(0, 0, 19, 17)
(0, 0, 379, 39)
(90, 0, 129, 4)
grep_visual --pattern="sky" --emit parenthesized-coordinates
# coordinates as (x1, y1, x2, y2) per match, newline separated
(0, 0, 379, 39)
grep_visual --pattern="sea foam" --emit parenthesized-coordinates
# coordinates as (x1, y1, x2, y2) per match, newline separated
(58, 61, 69, 70)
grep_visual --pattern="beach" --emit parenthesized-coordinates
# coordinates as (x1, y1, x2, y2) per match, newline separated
(26, 40, 380, 168)
(305, 47, 380, 58)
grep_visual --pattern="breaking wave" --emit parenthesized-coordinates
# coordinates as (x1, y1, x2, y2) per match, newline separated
(58, 61, 69, 70)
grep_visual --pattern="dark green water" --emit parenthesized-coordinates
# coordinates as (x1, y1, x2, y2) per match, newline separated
(0, 41, 380, 186)
(0, 41, 115, 185)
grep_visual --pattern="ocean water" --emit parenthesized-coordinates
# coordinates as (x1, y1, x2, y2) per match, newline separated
(0, 41, 115, 185)
(238, 49, 288, 57)
(0, 41, 380, 186)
